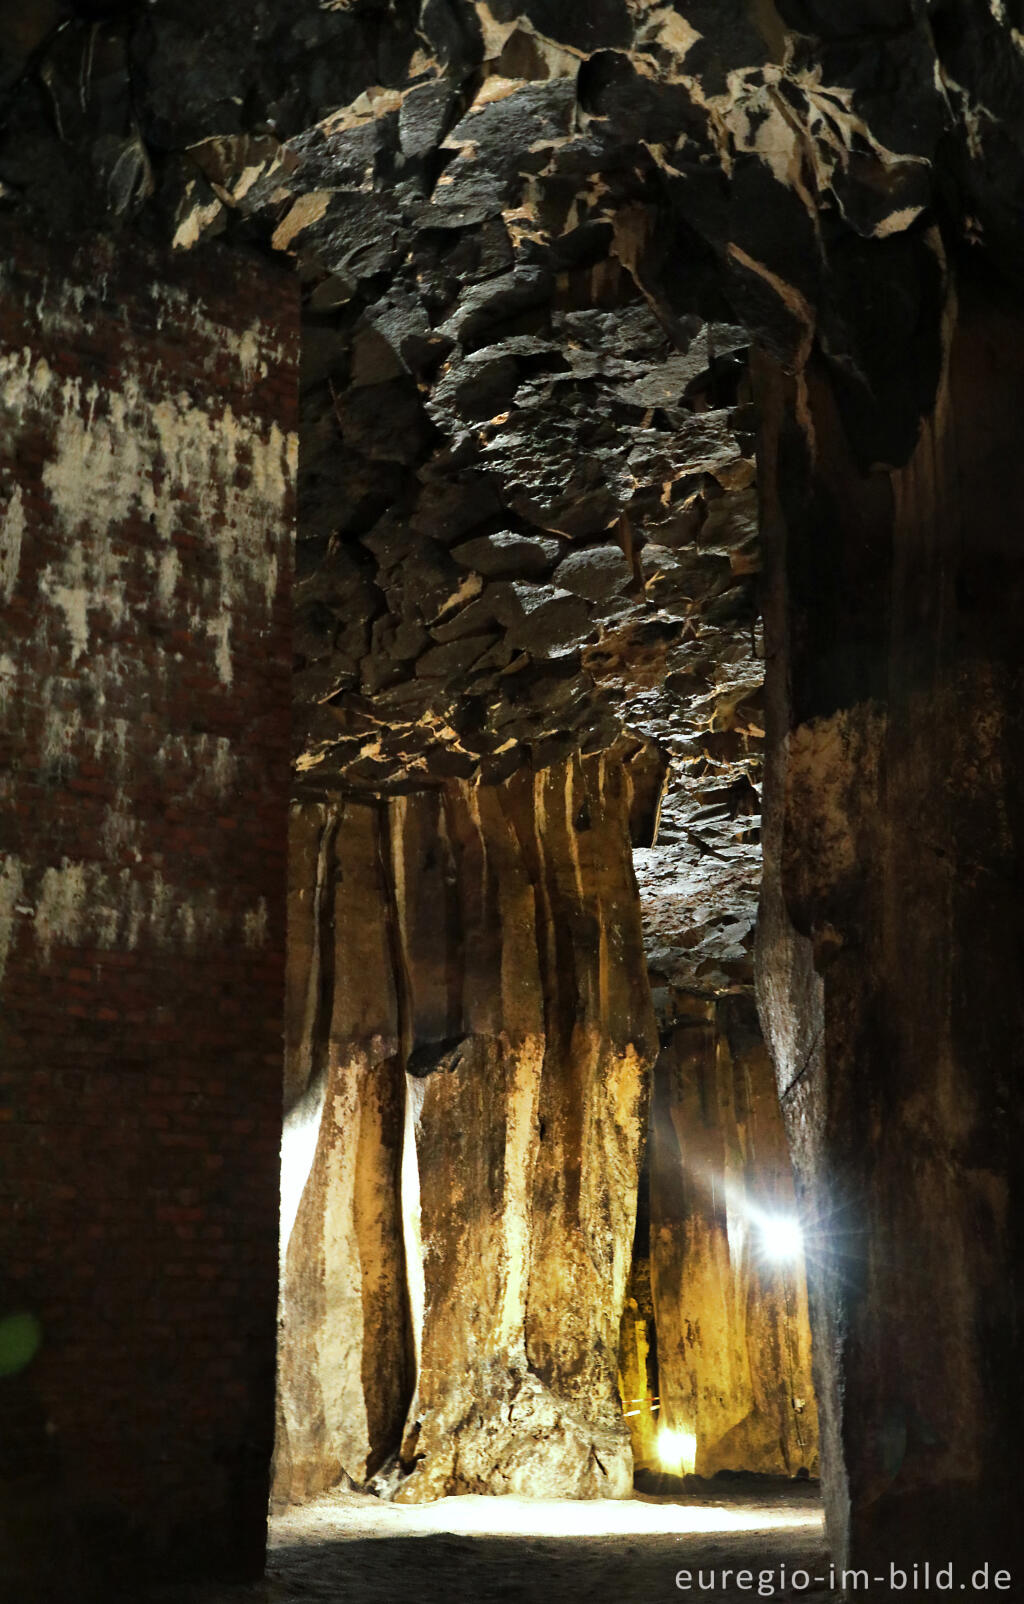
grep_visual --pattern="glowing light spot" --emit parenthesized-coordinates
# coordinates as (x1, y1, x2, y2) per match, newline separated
(279, 1078, 326, 1262)
(657, 1426, 697, 1474)
(758, 1214, 803, 1263)
(271, 1490, 824, 1544)
(0, 1311, 42, 1377)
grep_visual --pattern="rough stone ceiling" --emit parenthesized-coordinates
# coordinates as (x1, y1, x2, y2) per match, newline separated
(3, 0, 1022, 988)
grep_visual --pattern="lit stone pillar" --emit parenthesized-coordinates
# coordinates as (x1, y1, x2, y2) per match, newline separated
(390, 782, 551, 1501)
(650, 992, 817, 1478)
(277, 757, 658, 1505)
(274, 802, 411, 1501)
(396, 756, 657, 1500)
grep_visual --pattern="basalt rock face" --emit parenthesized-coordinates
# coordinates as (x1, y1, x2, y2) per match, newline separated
(7, 2, 1024, 303)
(5, 0, 1024, 904)
(277, 753, 657, 1505)
(12, 0, 1024, 998)
(9, 1, 1018, 1011)
(292, 289, 765, 990)
(648, 991, 817, 1479)
(755, 270, 1024, 1583)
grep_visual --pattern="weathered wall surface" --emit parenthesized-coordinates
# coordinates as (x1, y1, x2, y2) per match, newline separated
(648, 992, 817, 1480)
(756, 267, 1024, 1586)
(0, 228, 298, 1589)
(277, 753, 657, 1505)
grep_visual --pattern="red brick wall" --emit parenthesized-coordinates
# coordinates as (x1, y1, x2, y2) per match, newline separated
(0, 227, 297, 1590)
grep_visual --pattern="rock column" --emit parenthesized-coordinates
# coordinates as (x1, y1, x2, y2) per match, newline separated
(756, 266, 1024, 1583)
(649, 992, 817, 1479)
(276, 754, 658, 1503)
(274, 802, 412, 1502)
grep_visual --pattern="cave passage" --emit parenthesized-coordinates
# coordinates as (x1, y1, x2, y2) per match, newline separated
(269, 179, 822, 1524)
(267, 740, 822, 1600)
(3, 4, 1024, 1601)
(273, 760, 821, 1500)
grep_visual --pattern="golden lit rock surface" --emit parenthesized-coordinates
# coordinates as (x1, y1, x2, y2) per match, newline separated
(275, 803, 411, 1502)
(277, 754, 657, 1503)
(649, 993, 817, 1480)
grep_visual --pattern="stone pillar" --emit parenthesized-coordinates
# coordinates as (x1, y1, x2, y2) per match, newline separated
(649, 992, 817, 1478)
(391, 781, 550, 1500)
(397, 755, 657, 1500)
(276, 755, 658, 1504)
(274, 802, 412, 1503)
(0, 228, 297, 1590)
(756, 264, 1024, 1585)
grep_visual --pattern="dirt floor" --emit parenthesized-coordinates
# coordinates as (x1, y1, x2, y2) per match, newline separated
(150, 1479, 829, 1603)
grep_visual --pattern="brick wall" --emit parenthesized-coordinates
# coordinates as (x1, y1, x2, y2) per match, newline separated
(0, 226, 297, 1591)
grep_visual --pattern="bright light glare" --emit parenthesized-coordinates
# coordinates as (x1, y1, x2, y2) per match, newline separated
(279, 1081, 326, 1261)
(272, 1492, 823, 1544)
(758, 1214, 803, 1263)
(657, 1426, 697, 1475)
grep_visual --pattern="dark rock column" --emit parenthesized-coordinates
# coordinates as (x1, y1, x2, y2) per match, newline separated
(756, 266, 1024, 1585)
(0, 228, 297, 1589)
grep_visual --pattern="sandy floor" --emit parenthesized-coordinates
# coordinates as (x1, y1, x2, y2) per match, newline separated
(150, 1481, 830, 1603)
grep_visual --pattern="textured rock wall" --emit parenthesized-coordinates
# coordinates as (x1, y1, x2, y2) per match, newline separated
(649, 991, 817, 1479)
(277, 753, 657, 1504)
(0, 228, 297, 1588)
(756, 266, 1024, 1583)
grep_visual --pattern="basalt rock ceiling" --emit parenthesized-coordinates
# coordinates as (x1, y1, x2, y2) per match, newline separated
(4, 0, 1023, 987)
